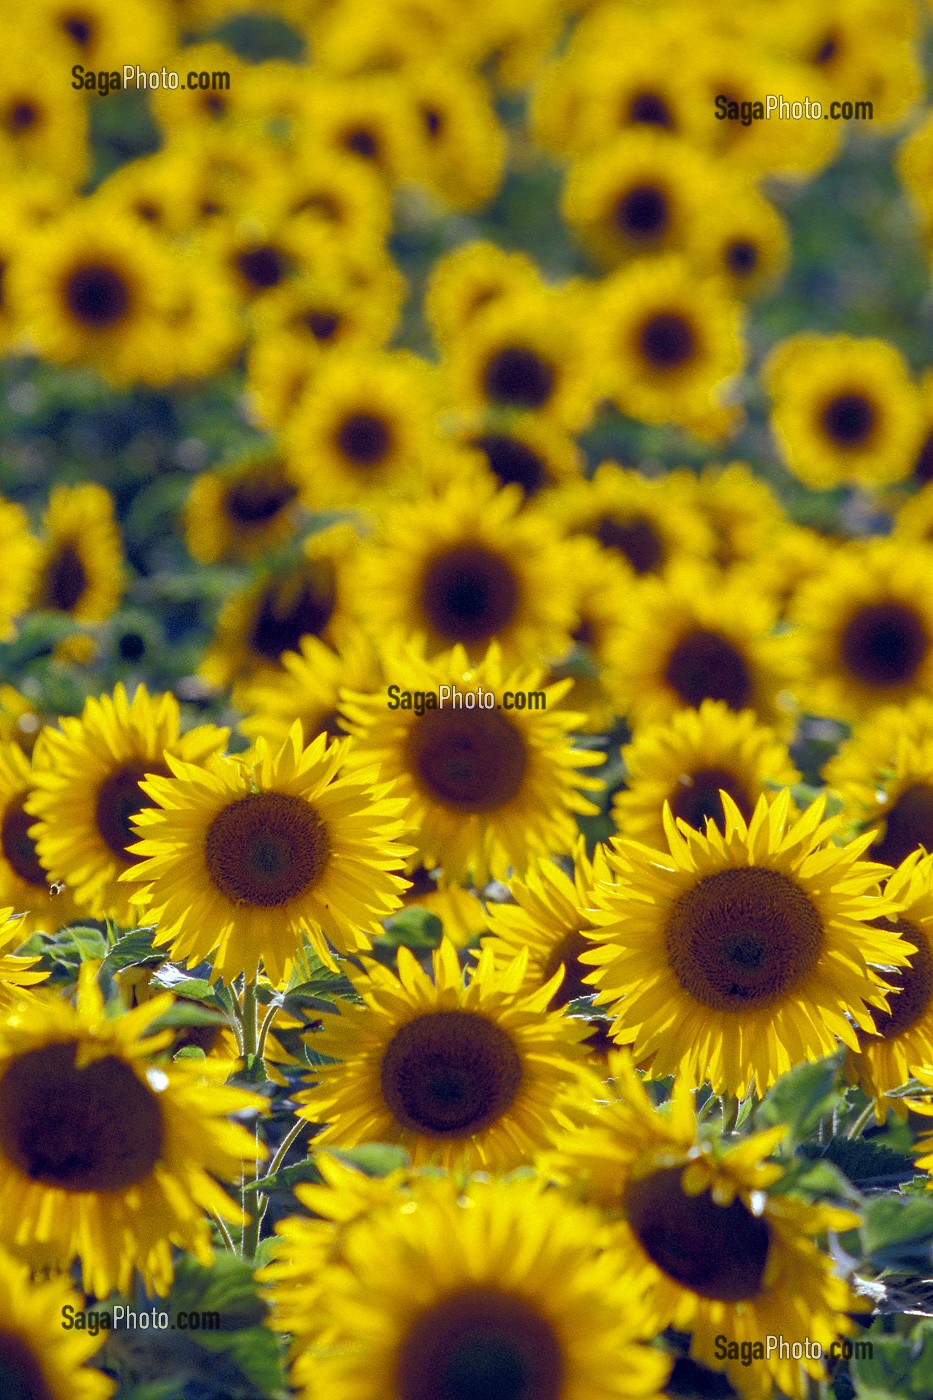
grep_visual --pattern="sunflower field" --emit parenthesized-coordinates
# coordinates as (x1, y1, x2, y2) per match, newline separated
(7, 2, 933, 1399)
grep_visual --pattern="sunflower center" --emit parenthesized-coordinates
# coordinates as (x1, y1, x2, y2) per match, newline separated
(0, 1328, 54, 1400)
(866, 919, 933, 1039)
(665, 866, 823, 1011)
(624, 1165, 770, 1301)
(873, 784, 933, 866)
(342, 126, 380, 160)
(62, 14, 94, 46)
(820, 392, 876, 448)
(422, 105, 444, 138)
(839, 602, 929, 689)
(303, 309, 342, 342)
(482, 347, 556, 410)
(913, 431, 933, 484)
(225, 469, 297, 525)
(638, 312, 695, 369)
(204, 791, 331, 907)
(627, 91, 674, 127)
(540, 930, 593, 1008)
(39, 542, 87, 612)
(6, 101, 38, 133)
(64, 262, 131, 329)
(615, 184, 669, 241)
(236, 245, 287, 292)
(469, 434, 548, 495)
(1, 795, 47, 887)
(421, 544, 520, 645)
(396, 1287, 564, 1400)
(381, 1011, 522, 1136)
(0, 1042, 164, 1191)
(251, 564, 337, 661)
(406, 708, 527, 812)
(725, 239, 758, 275)
(664, 628, 753, 710)
(668, 767, 753, 834)
(95, 760, 170, 861)
(335, 411, 393, 467)
(593, 513, 665, 573)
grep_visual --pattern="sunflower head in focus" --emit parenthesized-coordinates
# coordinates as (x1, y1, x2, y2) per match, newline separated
(341, 641, 603, 884)
(184, 452, 302, 565)
(547, 1052, 862, 1400)
(582, 790, 907, 1096)
(26, 683, 229, 924)
(0, 741, 81, 938)
(0, 1243, 113, 1399)
(124, 722, 411, 984)
(0, 965, 262, 1297)
(298, 939, 591, 1170)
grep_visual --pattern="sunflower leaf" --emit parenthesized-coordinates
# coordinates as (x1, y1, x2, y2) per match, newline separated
(862, 1197, 933, 1272)
(852, 1318, 933, 1399)
(99, 927, 161, 976)
(753, 1054, 844, 1148)
(243, 1158, 322, 1194)
(145, 1002, 228, 1032)
(379, 906, 444, 949)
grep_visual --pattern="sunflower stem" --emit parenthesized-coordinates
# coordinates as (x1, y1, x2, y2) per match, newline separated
(250, 1116, 312, 1243)
(846, 1100, 878, 1140)
(241, 979, 259, 1061)
(256, 998, 281, 1066)
(721, 1092, 740, 1135)
(211, 1211, 237, 1254)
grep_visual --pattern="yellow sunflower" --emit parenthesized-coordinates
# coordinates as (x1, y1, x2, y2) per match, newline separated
(730, 523, 836, 620)
(297, 73, 427, 186)
(341, 642, 603, 884)
(764, 333, 923, 489)
(124, 723, 411, 984)
(0, 966, 262, 1298)
(582, 790, 908, 1096)
(612, 701, 800, 849)
(273, 145, 393, 248)
(406, 60, 506, 212)
(0, 30, 90, 188)
(0, 499, 40, 642)
(31, 481, 124, 628)
(675, 461, 787, 570)
(26, 683, 229, 924)
(425, 240, 542, 348)
(238, 630, 381, 749)
(184, 452, 302, 565)
(283, 1173, 669, 1400)
(448, 413, 584, 502)
(297, 939, 591, 1170)
(0, 741, 81, 936)
(0, 902, 46, 1002)
(249, 256, 404, 369)
(546, 535, 635, 733)
(688, 181, 790, 300)
(790, 538, 933, 722)
(28, 0, 174, 73)
(0, 1244, 113, 1399)
(546, 1052, 862, 1400)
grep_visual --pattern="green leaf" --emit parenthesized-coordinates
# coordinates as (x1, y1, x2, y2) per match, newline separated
(862, 1196, 933, 1271)
(100, 927, 161, 976)
(146, 1003, 228, 1033)
(754, 1054, 844, 1148)
(329, 1144, 410, 1176)
(804, 1135, 919, 1190)
(379, 906, 444, 949)
(56, 924, 109, 962)
(853, 1319, 933, 1399)
(174, 1046, 207, 1060)
(151, 965, 219, 1003)
(245, 1157, 321, 1195)
(769, 1156, 862, 1204)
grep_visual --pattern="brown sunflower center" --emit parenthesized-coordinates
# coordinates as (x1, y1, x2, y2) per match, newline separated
(381, 1011, 522, 1136)
(205, 791, 331, 907)
(236, 245, 287, 292)
(342, 126, 380, 160)
(303, 309, 343, 342)
(668, 767, 753, 834)
(38, 541, 87, 612)
(62, 14, 94, 46)
(866, 919, 933, 1039)
(225, 468, 297, 525)
(482, 347, 556, 410)
(820, 392, 876, 448)
(913, 431, 933, 485)
(624, 1165, 771, 1301)
(469, 434, 548, 496)
(725, 239, 758, 275)
(839, 602, 929, 689)
(421, 544, 520, 645)
(64, 261, 131, 329)
(593, 513, 665, 573)
(873, 783, 933, 866)
(335, 411, 393, 467)
(638, 312, 696, 369)
(6, 101, 38, 133)
(251, 564, 337, 661)
(614, 184, 669, 241)
(665, 866, 824, 1011)
(1, 795, 47, 887)
(664, 628, 753, 709)
(406, 707, 527, 812)
(0, 1328, 55, 1400)
(540, 930, 593, 1008)
(421, 105, 444, 138)
(95, 760, 170, 861)
(396, 1287, 564, 1400)
(627, 91, 674, 127)
(0, 1041, 164, 1191)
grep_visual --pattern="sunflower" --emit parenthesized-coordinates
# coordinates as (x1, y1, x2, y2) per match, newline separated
(593, 256, 745, 435)
(730, 524, 835, 620)
(249, 257, 405, 369)
(675, 462, 786, 570)
(31, 482, 124, 629)
(0, 499, 40, 642)
(29, 0, 174, 73)
(0, 903, 47, 1002)
(9, 202, 178, 387)
(297, 73, 426, 185)
(0, 966, 262, 1298)
(149, 41, 248, 134)
(452, 414, 584, 501)
(0, 1245, 113, 1399)
(604, 563, 798, 733)
(581, 790, 907, 1097)
(0, 741, 81, 936)
(356, 476, 577, 666)
(791, 1, 921, 131)
(238, 630, 381, 749)
(546, 1052, 862, 1400)
(406, 60, 506, 212)
(341, 642, 603, 884)
(297, 939, 591, 1170)
(612, 701, 800, 849)
(0, 32, 90, 187)
(272, 146, 393, 248)
(26, 683, 229, 925)
(688, 181, 790, 300)
(397, 864, 489, 948)
(184, 452, 302, 565)
(547, 535, 635, 733)
(425, 240, 542, 348)
(123, 723, 411, 984)
(790, 538, 933, 722)
(159, 252, 243, 385)
(283, 1173, 669, 1400)
(764, 333, 923, 489)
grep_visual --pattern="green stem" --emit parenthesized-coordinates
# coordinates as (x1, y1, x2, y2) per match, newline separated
(846, 1100, 878, 1140)
(211, 1211, 237, 1253)
(250, 1116, 311, 1244)
(241, 979, 259, 1061)
(721, 1093, 740, 1135)
(256, 998, 281, 1065)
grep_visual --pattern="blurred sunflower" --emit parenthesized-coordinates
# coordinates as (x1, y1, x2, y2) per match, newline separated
(688, 182, 790, 300)
(0, 741, 80, 937)
(298, 940, 590, 1170)
(0, 1245, 112, 1399)
(764, 333, 923, 489)
(124, 723, 411, 984)
(425, 240, 541, 347)
(26, 683, 228, 924)
(239, 631, 381, 749)
(284, 1173, 669, 1400)
(341, 643, 602, 884)
(730, 523, 835, 620)
(547, 1053, 862, 1400)
(582, 790, 905, 1096)
(546, 536, 634, 733)
(791, 0, 921, 130)
(31, 482, 124, 636)
(250, 258, 404, 366)
(149, 41, 247, 133)
(298, 74, 426, 185)
(273, 146, 393, 248)
(26, 0, 175, 72)
(790, 538, 933, 721)
(406, 60, 506, 212)
(677, 461, 786, 570)
(0, 967, 262, 1298)
(184, 452, 302, 565)
(0, 35, 89, 187)
(612, 701, 800, 848)
(452, 415, 584, 502)
(0, 499, 40, 642)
